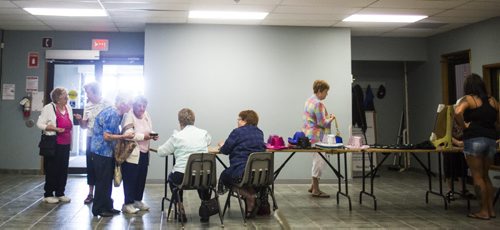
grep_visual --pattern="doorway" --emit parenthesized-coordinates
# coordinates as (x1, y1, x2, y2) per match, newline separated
(46, 58, 144, 174)
(440, 50, 471, 104)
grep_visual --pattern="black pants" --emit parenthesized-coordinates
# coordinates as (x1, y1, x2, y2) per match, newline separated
(86, 137, 95, 186)
(92, 153, 114, 215)
(168, 171, 211, 204)
(43, 144, 70, 197)
(122, 152, 149, 204)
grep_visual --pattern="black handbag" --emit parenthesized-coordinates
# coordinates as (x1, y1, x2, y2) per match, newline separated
(38, 104, 57, 157)
(39, 134, 57, 157)
(199, 198, 219, 217)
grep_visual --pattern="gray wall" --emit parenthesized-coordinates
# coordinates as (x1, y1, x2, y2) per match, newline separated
(408, 17, 500, 174)
(145, 24, 352, 180)
(0, 31, 144, 170)
(352, 37, 427, 61)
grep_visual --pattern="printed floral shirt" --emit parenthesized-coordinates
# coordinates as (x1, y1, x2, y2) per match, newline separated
(302, 94, 332, 144)
(91, 107, 123, 158)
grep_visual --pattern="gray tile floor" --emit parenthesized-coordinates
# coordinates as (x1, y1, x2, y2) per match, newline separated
(0, 169, 499, 229)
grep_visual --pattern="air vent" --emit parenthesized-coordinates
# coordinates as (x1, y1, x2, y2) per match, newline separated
(403, 22, 447, 29)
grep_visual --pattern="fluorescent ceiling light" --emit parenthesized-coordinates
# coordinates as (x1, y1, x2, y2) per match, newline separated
(24, 8, 107, 17)
(343, 14, 427, 23)
(189, 11, 268, 20)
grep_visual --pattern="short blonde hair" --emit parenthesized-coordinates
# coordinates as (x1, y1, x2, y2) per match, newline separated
(313, 80, 330, 93)
(50, 87, 67, 103)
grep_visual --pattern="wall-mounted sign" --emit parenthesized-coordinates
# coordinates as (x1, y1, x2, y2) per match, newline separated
(26, 76, 38, 92)
(42, 37, 53, 48)
(92, 39, 109, 51)
(28, 52, 39, 69)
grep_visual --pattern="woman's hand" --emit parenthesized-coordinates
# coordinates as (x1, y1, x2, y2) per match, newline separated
(46, 124, 64, 132)
(122, 132, 135, 140)
(218, 140, 225, 148)
(74, 113, 82, 120)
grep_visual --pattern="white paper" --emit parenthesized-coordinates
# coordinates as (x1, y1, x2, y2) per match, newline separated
(26, 76, 38, 92)
(2, 84, 15, 100)
(32, 91, 44, 111)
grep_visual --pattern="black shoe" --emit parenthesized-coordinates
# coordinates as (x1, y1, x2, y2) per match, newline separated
(108, 209, 121, 215)
(446, 191, 456, 201)
(96, 212, 114, 217)
(200, 217, 209, 223)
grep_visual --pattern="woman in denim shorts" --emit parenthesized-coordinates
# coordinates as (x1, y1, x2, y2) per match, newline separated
(455, 74, 499, 220)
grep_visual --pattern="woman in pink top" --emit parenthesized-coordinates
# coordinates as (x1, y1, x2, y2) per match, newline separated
(120, 96, 159, 214)
(36, 87, 73, 204)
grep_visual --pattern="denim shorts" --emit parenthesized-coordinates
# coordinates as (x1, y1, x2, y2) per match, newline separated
(463, 137, 496, 159)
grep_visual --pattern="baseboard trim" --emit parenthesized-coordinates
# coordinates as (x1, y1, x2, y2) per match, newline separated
(0, 169, 41, 175)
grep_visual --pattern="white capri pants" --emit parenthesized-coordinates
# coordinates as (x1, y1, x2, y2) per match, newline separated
(311, 152, 326, 178)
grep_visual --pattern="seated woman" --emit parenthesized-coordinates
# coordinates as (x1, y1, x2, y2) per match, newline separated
(218, 110, 266, 218)
(157, 108, 212, 223)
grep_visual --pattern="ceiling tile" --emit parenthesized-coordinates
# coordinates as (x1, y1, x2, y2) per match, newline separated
(370, 0, 469, 9)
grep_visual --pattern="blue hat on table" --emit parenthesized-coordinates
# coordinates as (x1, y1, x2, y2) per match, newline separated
(288, 131, 306, 145)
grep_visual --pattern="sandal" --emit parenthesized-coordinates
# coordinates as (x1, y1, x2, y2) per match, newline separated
(84, 194, 93, 204)
(311, 191, 330, 198)
(467, 213, 490, 220)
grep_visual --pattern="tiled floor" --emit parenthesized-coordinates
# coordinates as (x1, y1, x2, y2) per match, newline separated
(0, 169, 499, 229)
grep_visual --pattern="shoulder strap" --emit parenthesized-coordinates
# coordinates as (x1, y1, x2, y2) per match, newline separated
(51, 103, 57, 126)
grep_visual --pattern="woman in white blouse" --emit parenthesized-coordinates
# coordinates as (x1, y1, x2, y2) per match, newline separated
(37, 87, 73, 204)
(157, 108, 212, 223)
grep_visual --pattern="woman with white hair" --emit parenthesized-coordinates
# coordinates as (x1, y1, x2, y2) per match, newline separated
(37, 87, 73, 204)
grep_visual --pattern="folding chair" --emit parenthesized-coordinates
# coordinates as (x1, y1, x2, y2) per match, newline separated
(167, 153, 224, 228)
(222, 152, 278, 225)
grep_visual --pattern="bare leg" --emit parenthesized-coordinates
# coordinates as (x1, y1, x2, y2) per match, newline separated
(89, 185, 94, 195)
(483, 158, 495, 217)
(465, 155, 489, 218)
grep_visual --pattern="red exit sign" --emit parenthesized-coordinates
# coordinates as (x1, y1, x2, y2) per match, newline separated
(92, 39, 109, 51)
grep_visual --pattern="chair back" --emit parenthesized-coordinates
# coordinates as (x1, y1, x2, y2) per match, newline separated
(238, 152, 273, 187)
(180, 153, 217, 190)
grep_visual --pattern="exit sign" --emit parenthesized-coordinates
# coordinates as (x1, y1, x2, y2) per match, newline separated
(92, 39, 109, 51)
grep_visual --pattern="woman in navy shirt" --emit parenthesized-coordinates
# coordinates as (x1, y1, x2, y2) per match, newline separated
(218, 110, 266, 218)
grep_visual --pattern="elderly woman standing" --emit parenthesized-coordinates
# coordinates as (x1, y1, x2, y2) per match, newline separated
(455, 74, 499, 220)
(218, 110, 266, 218)
(120, 96, 158, 214)
(37, 87, 73, 204)
(74, 82, 110, 204)
(158, 108, 212, 223)
(303, 80, 335, 198)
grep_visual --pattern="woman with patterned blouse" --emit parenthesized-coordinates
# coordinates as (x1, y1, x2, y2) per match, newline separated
(302, 80, 335, 198)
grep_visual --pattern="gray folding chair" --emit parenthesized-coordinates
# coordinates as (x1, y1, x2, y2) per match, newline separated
(167, 153, 224, 228)
(222, 152, 278, 224)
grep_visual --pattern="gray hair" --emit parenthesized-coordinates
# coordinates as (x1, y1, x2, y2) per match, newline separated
(83, 82, 102, 97)
(133, 95, 148, 107)
(115, 92, 132, 107)
(178, 108, 195, 127)
(50, 87, 67, 103)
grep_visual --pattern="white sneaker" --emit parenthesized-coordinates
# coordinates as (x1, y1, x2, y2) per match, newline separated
(57, 196, 71, 203)
(43, 197, 59, 204)
(133, 201, 150, 211)
(122, 204, 139, 214)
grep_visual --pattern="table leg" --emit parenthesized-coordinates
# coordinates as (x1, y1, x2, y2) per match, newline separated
(318, 152, 350, 210)
(273, 152, 296, 181)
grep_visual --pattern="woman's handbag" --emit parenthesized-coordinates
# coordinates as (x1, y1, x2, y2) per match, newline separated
(114, 124, 136, 164)
(38, 134, 57, 157)
(38, 104, 57, 157)
(199, 197, 220, 218)
(114, 165, 122, 187)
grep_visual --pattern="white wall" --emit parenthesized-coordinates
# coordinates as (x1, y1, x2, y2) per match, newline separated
(144, 24, 352, 180)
